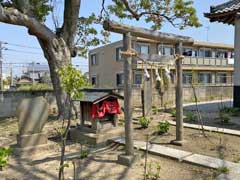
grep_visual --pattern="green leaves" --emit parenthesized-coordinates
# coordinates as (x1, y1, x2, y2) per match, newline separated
(0, 147, 12, 169)
(107, 0, 201, 30)
(57, 64, 89, 99)
(76, 13, 110, 58)
(2, 0, 53, 21)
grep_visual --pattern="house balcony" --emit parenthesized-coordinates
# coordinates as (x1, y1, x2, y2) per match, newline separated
(134, 54, 234, 71)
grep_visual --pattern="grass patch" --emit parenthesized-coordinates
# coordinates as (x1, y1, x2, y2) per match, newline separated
(216, 166, 229, 174)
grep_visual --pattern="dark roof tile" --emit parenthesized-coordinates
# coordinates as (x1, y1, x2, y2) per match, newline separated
(210, 0, 240, 14)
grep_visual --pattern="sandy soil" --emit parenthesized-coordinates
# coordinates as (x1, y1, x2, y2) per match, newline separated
(0, 145, 217, 180)
(132, 111, 240, 162)
(0, 110, 238, 179)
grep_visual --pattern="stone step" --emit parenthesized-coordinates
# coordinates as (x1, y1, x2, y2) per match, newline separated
(112, 137, 240, 180)
(168, 120, 240, 136)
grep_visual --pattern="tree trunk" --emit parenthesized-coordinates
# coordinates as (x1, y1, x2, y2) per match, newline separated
(38, 37, 71, 118)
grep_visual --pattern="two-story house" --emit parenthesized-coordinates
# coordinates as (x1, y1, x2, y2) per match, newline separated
(89, 36, 234, 90)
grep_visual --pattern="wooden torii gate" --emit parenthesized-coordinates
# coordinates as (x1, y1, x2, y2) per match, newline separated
(103, 20, 194, 164)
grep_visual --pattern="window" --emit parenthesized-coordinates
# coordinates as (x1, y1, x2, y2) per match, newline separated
(192, 49, 198, 57)
(116, 47, 123, 61)
(183, 48, 198, 57)
(158, 44, 174, 56)
(183, 48, 192, 56)
(136, 43, 150, 55)
(198, 73, 212, 84)
(216, 73, 227, 84)
(134, 74, 142, 85)
(162, 46, 174, 56)
(216, 50, 228, 58)
(90, 54, 97, 65)
(211, 50, 216, 58)
(228, 51, 234, 59)
(204, 49, 212, 58)
(116, 73, 124, 86)
(91, 75, 97, 86)
(198, 49, 204, 57)
(183, 72, 192, 85)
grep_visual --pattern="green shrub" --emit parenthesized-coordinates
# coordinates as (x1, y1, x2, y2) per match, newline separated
(157, 121, 170, 134)
(170, 109, 176, 117)
(186, 111, 197, 122)
(80, 149, 90, 159)
(138, 117, 151, 128)
(17, 83, 53, 91)
(0, 147, 12, 170)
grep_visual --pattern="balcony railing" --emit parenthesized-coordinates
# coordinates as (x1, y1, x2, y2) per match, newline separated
(183, 56, 233, 67)
(134, 54, 234, 68)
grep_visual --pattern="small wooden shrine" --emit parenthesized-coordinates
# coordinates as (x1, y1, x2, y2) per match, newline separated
(70, 88, 124, 145)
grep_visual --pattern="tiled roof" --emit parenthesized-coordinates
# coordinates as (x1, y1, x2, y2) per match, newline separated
(210, 0, 240, 14)
(205, 0, 240, 25)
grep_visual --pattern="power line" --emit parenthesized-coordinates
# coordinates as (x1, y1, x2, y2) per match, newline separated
(4, 48, 44, 55)
(0, 41, 41, 50)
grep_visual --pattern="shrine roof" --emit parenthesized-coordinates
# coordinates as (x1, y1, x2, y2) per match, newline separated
(75, 88, 124, 104)
(205, 0, 240, 25)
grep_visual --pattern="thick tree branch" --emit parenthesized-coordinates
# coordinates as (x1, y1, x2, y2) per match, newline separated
(0, 4, 55, 41)
(62, 0, 81, 52)
(119, 0, 185, 28)
(121, 0, 140, 20)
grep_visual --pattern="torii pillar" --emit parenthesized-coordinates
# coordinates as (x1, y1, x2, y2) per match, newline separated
(234, 15, 240, 107)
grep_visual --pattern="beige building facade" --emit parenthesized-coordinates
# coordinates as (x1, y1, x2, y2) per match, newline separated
(89, 37, 234, 89)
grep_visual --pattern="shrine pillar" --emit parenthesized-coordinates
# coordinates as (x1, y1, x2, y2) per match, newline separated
(234, 15, 240, 107)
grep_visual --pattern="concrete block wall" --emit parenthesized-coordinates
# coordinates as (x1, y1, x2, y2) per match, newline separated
(0, 86, 233, 118)
(130, 85, 233, 108)
(0, 90, 56, 118)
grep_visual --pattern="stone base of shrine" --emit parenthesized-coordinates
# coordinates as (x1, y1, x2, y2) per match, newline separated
(69, 126, 124, 147)
(14, 142, 56, 159)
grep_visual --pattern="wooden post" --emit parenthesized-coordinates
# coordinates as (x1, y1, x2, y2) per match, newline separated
(123, 32, 134, 155)
(233, 15, 240, 108)
(172, 42, 184, 145)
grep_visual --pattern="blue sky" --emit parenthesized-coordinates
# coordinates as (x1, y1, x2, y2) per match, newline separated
(0, 0, 234, 75)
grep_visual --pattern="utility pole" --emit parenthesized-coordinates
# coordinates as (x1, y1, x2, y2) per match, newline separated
(32, 61, 34, 85)
(10, 63, 13, 87)
(0, 42, 3, 91)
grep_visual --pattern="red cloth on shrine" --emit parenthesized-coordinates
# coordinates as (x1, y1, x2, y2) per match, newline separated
(91, 103, 105, 119)
(102, 100, 121, 114)
(91, 100, 121, 119)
